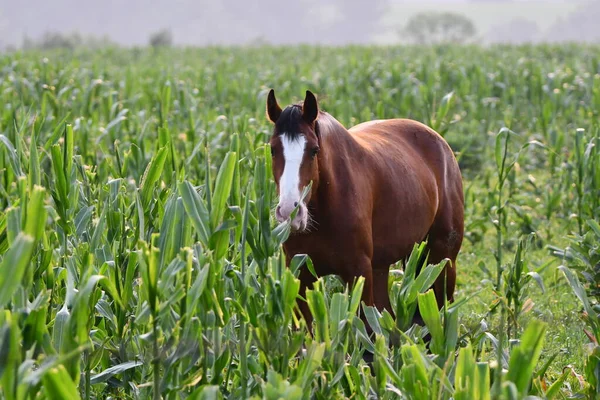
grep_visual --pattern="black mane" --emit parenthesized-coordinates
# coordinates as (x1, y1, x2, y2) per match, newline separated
(274, 104, 320, 139)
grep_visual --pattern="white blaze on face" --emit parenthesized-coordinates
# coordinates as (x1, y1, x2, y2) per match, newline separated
(276, 134, 308, 229)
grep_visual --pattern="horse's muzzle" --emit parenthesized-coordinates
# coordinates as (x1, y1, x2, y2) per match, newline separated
(276, 202, 308, 231)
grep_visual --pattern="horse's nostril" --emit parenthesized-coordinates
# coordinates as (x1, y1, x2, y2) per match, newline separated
(294, 202, 298, 207)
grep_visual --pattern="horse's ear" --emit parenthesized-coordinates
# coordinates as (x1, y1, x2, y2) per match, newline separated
(302, 90, 319, 124)
(266, 89, 282, 123)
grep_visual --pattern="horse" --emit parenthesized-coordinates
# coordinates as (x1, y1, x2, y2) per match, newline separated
(265, 89, 464, 331)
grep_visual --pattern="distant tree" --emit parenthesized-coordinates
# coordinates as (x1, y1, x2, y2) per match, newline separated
(22, 31, 82, 50)
(22, 32, 116, 50)
(401, 12, 477, 45)
(149, 29, 173, 48)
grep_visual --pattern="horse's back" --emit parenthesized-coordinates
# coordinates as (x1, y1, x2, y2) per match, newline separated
(350, 119, 452, 159)
(350, 118, 461, 190)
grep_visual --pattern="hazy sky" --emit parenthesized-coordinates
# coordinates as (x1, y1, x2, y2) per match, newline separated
(0, 0, 595, 48)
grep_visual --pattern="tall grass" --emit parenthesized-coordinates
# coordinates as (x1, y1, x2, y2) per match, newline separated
(0, 44, 598, 398)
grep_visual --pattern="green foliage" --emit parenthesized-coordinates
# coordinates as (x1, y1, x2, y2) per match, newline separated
(559, 265, 600, 397)
(0, 44, 597, 398)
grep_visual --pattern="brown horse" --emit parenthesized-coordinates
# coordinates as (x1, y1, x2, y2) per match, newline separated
(266, 89, 464, 329)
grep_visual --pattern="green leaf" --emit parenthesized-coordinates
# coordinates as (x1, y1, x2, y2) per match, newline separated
(189, 385, 222, 400)
(140, 146, 168, 209)
(210, 151, 237, 230)
(400, 344, 430, 397)
(0, 234, 35, 307)
(413, 259, 446, 296)
(544, 368, 570, 399)
(289, 254, 308, 276)
(348, 276, 365, 317)
(558, 265, 591, 314)
(293, 342, 325, 390)
(329, 292, 349, 338)
(0, 311, 20, 397)
(179, 181, 210, 247)
(455, 345, 476, 400)
(42, 365, 82, 400)
(587, 219, 600, 238)
(417, 290, 444, 354)
(306, 288, 330, 343)
(51, 143, 68, 207)
(0, 134, 24, 176)
(52, 305, 70, 353)
(70, 275, 115, 345)
(475, 362, 491, 400)
(90, 360, 143, 384)
(506, 319, 547, 396)
(28, 130, 40, 190)
(0, 322, 11, 379)
(64, 124, 74, 183)
(363, 306, 383, 336)
(42, 113, 71, 152)
(402, 242, 428, 289)
(444, 306, 460, 357)
(24, 185, 47, 241)
(526, 271, 545, 293)
(495, 128, 514, 181)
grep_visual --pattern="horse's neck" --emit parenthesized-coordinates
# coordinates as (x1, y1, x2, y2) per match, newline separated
(318, 113, 357, 153)
(314, 113, 362, 207)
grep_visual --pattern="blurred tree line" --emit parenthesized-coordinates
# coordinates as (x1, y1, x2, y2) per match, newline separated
(401, 12, 477, 44)
(1, 0, 390, 48)
(22, 32, 117, 50)
(5, 0, 599, 50)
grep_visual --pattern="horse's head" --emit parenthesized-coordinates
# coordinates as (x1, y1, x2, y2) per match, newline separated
(266, 89, 320, 232)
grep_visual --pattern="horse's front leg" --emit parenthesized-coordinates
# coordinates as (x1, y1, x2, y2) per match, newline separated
(344, 257, 376, 364)
(296, 267, 316, 332)
(373, 268, 392, 314)
(342, 257, 374, 330)
(358, 262, 375, 311)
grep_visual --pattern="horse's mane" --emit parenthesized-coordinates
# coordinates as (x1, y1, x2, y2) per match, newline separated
(274, 104, 304, 140)
(315, 111, 346, 139)
(275, 103, 346, 141)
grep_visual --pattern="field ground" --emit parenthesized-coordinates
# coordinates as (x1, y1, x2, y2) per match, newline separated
(0, 45, 598, 398)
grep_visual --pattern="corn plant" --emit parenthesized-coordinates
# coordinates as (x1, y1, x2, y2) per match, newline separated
(573, 128, 600, 234)
(559, 265, 600, 397)
(1, 44, 599, 398)
(502, 233, 546, 336)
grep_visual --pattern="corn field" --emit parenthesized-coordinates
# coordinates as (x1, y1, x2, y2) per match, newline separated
(0, 45, 599, 399)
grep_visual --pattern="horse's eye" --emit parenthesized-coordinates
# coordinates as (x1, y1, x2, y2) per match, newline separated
(310, 147, 320, 158)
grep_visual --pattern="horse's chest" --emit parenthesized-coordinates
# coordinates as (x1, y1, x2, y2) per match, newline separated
(283, 233, 351, 276)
